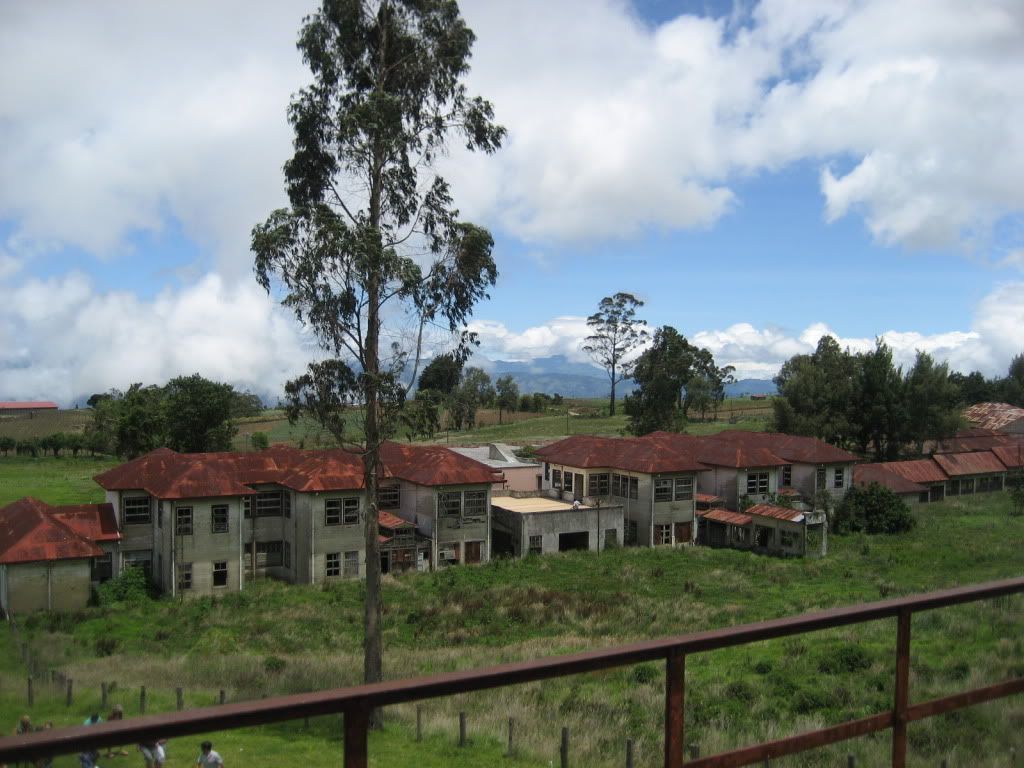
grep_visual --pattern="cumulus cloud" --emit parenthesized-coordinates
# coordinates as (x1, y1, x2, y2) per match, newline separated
(468, 283, 1024, 381)
(2, 0, 1022, 262)
(0, 273, 313, 404)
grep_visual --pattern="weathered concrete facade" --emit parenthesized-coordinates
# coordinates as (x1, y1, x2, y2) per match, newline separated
(491, 494, 624, 557)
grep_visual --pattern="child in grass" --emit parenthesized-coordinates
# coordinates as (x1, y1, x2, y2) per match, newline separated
(195, 741, 224, 768)
(138, 740, 166, 768)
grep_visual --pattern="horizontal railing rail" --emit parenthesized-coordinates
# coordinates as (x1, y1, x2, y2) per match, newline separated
(0, 576, 1022, 767)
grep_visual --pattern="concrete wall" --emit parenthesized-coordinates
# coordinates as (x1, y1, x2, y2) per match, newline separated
(492, 504, 624, 558)
(169, 496, 246, 596)
(500, 466, 542, 492)
(749, 516, 805, 557)
(2, 560, 92, 613)
(790, 462, 852, 502)
(307, 490, 365, 583)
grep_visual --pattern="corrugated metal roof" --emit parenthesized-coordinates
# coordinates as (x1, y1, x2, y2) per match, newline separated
(535, 434, 708, 473)
(699, 508, 752, 526)
(964, 402, 1024, 432)
(378, 510, 411, 530)
(932, 451, 1007, 477)
(51, 503, 121, 542)
(96, 442, 496, 500)
(0, 498, 105, 564)
(0, 401, 59, 410)
(883, 459, 949, 484)
(853, 464, 928, 494)
(695, 493, 723, 503)
(991, 444, 1024, 469)
(711, 430, 860, 464)
(747, 503, 805, 522)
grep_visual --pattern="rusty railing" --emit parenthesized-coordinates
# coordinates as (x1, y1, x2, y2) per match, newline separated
(1, 576, 1022, 767)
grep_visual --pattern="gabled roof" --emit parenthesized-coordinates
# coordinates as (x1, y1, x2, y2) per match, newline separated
(710, 431, 860, 465)
(534, 434, 707, 474)
(964, 402, 1024, 432)
(884, 459, 949, 484)
(50, 503, 120, 542)
(854, 464, 928, 495)
(932, 451, 1007, 477)
(0, 498, 105, 564)
(747, 503, 805, 522)
(699, 508, 752, 526)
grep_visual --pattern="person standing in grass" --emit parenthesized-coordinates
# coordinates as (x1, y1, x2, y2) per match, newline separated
(138, 740, 166, 768)
(195, 741, 223, 768)
(104, 705, 128, 758)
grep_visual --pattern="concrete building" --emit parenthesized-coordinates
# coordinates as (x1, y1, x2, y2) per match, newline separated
(932, 451, 1007, 496)
(882, 460, 949, 503)
(697, 503, 810, 557)
(853, 464, 928, 505)
(450, 443, 542, 492)
(0, 498, 120, 615)
(94, 442, 499, 598)
(491, 495, 624, 558)
(534, 434, 704, 547)
(964, 402, 1024, 435)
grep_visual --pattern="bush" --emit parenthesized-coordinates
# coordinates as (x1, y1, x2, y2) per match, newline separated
(632, 663, 658, 685)
(264, 655, 287, 674)
(251, 432, 270, 451)
(818, 644, 872, 674)
(833, 483, 916, 535)
(96, 567, 152, 606)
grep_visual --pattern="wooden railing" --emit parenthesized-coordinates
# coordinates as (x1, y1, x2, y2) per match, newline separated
(1, 577, 1022, 767)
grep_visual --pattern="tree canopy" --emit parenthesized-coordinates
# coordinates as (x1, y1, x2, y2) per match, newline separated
(581, 292, 648, 416)
(251, 0, 503, 703)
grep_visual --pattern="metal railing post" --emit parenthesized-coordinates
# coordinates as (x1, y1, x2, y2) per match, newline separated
(892, 609, 912, 768)
(344, 707, 369, 768)
(665, 647, 684, 768)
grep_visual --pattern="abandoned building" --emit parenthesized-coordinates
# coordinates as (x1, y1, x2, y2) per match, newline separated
(490, 494, 624, 558)
(0, 498, 120, 614)
(853, 463, 929, 504)
(697, 502, 814, 557)
(91, 442, 499, 598)
(450, 443, 542, 491)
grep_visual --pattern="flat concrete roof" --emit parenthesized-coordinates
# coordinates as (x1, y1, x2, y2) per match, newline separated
(491, 496, 592, 514)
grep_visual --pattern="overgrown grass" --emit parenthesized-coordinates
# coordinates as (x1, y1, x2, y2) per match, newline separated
(5, 494, 1023, 765)
(0, 456, 119, 506)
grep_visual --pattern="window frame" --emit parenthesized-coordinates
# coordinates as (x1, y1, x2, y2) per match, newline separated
(177, 563, 193, 591)
(211, 504, 229, 534)
(833, 467, 844, 489)
(552, 469, 562, 489)
(587, 472, 609, 497)
(326, 497, 360, 526)
(439, 491, 463, 519)
(528, 534, 543, 556)
(343, 551, 359, 578)
(562, 472, 573, 492)
(378, 485, 401, 509)
(674, 476, 693, 501)
(463, 490, 488, 522)
(654, 478, 673, 503)
(746, 472, 769, 495)
(325, 552, 341, 577)
(781, 464, 793, 487)
(175, 506, 193, 536)
(779, 530, 797, 548)
(256, 540, 283, 568)
(122, 496, 151, 526)
(655, 523, 672, 545)
(816, 466, 827, 490)
(212, 561, 228, 588)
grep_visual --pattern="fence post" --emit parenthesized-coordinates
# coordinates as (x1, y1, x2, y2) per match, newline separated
(892, 609, 912, 768)
(140, 686, 146, 715)
(176, 687, 184, 711)
(560, 726, 569, 768)
(344, 707, 368, 768)
(848, 755, 855, 768)
(626, 739, 634, 768)
(101, 681, 108, 709)
(219, 689, 226, 705)
(66, 678, 73, 707)
(459, 712, 467, 747)
(27, 676, 34, 707)
(506, 718, 515, 756)
(416, 705, 422, 742)
(665, 648, 684, 768)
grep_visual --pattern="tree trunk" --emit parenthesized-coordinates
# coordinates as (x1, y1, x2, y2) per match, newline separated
(609, 365, 617, 416)
(363, 277, 384, 729)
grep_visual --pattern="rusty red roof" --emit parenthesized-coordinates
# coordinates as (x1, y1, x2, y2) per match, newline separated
(711, 430, 860, 464)
(853, 464, 928, 495)
(0, 401, 58, 410)
(747, 503, 805, 522)
(695, 493, 723, 503)
(535, 434, 708, 474)
(0, 498, 105, 564)
(96, 442, 495, 499)
(964, 402, 1024, 432)
(378, 510, 411, 530)
(884, 460, 948, 484)
(991, 444, 1024, 469)
(932, 451, 1007, 477)
(699, 508, 752, 526)
(50, 503, 120, 542)
(380, 442, 500, 486)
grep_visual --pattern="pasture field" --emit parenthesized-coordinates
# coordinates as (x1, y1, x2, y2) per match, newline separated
(2, 490, 1022, 766)
(0, 410, 93, 441)
(0, 456, 118, 506)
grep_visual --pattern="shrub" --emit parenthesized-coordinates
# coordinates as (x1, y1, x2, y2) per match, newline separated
(251, 432, 270, 451)
(833, 483, 916, 535)
(264, 655, 287, 674)
(632, 663, 658, 685)
(95, 637, 119, 657)
(818, 644, 872, 674)
(96, 567, 152, 606)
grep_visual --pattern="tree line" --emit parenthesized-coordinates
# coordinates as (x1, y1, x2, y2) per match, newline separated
(773, 337, 1024, 460)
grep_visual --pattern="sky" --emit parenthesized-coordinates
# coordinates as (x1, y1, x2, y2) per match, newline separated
(1, 0, 1023, 405)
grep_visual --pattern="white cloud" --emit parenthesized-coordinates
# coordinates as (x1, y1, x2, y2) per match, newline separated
(0, 273, 312, 404)
(467, 283, 1024, 381)
(0, 253, 20, 280)
(1, 0, 1022, 263)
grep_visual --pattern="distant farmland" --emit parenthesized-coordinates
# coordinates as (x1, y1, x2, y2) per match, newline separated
(0, 409, 92, 441)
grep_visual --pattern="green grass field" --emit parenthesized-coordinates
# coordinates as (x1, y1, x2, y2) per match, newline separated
(0, 456, 118, 506)
(3, 482, 1022, 766)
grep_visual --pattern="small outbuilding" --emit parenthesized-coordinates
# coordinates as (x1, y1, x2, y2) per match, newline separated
(490, 495, 623, 558)
(853, 464, 929, 505)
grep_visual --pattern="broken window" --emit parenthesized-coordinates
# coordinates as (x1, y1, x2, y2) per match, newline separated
(213, 561, 228, 587)
(833, 467, 844, 489)
(211, 504, 229, 534)
(674, 476, 693, 501)
(816, 466, 827, 490)
(175, 507, 193, 536)
(746, 472, 769, 495)
(779, 530, 797, 548)
(122, 496, 151, 526)
(326, 497, 359, 525)
(378, 485, 401, 509)
(552, 469, 562, 489)
(625, 520, 638, 545)
(463, 490, 488, 522)
(343, 551, 359, 577)
(655, 524, 671, 545)
(325, 552, 341, 577)
(177, 563, 192, 591)
(563, 472, 574, 492)
(528, 535, 542, 555)
(654, 478, 673, 502)
(781, 465, 793, 487)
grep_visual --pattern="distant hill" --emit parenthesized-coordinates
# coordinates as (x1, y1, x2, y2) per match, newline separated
(479, 356, 776, 399)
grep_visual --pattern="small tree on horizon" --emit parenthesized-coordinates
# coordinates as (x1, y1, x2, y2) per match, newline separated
(581, 292, 648, 417)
